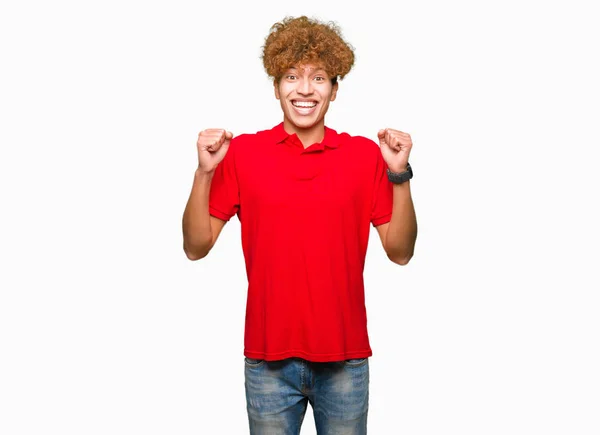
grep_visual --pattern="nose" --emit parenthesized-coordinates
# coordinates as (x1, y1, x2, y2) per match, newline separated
(296, 77, 313, 96)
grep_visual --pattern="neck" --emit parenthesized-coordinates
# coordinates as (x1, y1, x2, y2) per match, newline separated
(283, 118, 325, 148)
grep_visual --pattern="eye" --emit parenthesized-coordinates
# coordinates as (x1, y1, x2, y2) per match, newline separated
(286, 75, 297, 80)
(314, 76, 326, 81)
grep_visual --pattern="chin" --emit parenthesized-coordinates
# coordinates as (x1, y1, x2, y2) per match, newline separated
(292, 121, 317, 130)
(288, 115, 321, 130)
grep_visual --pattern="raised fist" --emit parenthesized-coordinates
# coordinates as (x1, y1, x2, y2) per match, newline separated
(196, 129, 233, 173)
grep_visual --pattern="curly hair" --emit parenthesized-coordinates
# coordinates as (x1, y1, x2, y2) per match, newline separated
(261, 16, 355, 84)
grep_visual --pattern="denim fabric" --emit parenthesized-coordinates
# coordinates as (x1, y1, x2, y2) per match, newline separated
(244, 357, 369, 435)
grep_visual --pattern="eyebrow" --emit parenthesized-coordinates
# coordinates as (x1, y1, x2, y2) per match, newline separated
(288, 66, 327, 74)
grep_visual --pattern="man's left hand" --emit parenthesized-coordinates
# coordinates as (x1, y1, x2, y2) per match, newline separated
(377, 128, 413, 173)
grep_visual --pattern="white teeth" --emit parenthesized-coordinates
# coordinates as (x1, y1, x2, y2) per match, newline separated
(293, 101, 317, 108)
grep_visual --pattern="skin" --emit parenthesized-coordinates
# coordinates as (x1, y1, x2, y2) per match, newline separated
(274, 64, 338, 147)
(375, 128, 417, 264)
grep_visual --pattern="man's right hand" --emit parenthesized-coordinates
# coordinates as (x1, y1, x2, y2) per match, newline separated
(196, 129, 233, 173)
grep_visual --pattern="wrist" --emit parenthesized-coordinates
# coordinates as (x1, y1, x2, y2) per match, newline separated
(195, 167, 215, 181)
(387, 163, 409, 173)
(387, 163, 413, 184)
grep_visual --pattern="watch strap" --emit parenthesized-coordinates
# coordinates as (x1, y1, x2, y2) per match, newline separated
(387, 163, 413, 184)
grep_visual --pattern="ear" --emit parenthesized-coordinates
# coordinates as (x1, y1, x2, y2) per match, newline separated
(330, 82, 339, 102)
(274, 80, 280, 100)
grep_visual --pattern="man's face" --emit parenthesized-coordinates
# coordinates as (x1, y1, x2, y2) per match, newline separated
(274, 64, 338, 132)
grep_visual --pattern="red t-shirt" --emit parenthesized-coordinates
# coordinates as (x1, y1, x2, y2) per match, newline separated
(209, 122, 393, 362)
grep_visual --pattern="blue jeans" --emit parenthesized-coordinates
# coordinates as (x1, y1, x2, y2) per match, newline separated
(244, 356, 369, 435)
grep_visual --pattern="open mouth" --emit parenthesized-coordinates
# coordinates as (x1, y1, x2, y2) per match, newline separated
(291, 100, 319, 115)
(292, 100, 318, 108)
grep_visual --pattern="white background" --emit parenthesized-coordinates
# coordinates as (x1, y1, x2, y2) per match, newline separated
(1, 0, 599, 434)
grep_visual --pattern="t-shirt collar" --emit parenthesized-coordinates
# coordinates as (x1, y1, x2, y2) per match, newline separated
(271, 122, 339, 150)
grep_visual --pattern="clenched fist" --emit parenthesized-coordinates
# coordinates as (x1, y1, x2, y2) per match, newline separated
(196, 129, 233, 174)
(377, 128, 413, 173)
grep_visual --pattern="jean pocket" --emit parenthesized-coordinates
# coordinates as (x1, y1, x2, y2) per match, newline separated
(344, 357, 368, 367)
(244, 357, 265, 367)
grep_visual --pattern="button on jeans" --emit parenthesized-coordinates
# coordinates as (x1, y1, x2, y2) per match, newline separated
(244, 356, 369, 435)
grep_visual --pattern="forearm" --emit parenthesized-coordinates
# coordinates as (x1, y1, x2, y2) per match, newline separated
(385, 181, 417, 264)
(182, 169, 214, 260)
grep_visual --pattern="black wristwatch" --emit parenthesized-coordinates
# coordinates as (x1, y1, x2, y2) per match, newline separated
(387, 163, 413, 184)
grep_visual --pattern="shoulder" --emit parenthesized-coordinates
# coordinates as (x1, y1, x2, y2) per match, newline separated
(229, 126, 274, 149)
(337, 131, 381, 157)
(335, 131, 387, 179)
(349, 133, 379, 149)
(229, 132, 254, 148)
(226, 132, 257, 159)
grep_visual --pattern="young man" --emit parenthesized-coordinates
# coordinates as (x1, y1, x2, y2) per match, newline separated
(182, 16, 417, 435)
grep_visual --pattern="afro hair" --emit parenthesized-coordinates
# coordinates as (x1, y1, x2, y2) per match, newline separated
(261, 16, 355, 83)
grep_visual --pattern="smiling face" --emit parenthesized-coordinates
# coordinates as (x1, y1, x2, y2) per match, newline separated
(274, 63, 338, 138)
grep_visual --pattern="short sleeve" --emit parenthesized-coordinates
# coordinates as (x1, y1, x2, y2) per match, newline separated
(208, 140, 240, 222)
(371, 150, 393, 227)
